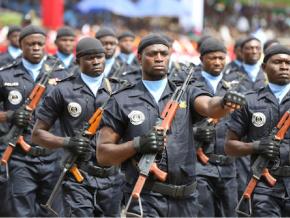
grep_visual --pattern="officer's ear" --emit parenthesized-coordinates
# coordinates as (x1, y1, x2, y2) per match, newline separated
(261, 62, 266, 72)
(137, 53, 142, 66)
(199, 55, 203, 63)
(19, 41, 23, 50)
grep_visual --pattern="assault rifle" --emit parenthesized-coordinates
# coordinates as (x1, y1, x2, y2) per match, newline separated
(236, 109, 290, 216)
(110, 57, 128, 81)
(41, 99, 109, 217)
(0, 58, 60, 178)
(196, 73, 246, 164)
(124, 64, 195, 217)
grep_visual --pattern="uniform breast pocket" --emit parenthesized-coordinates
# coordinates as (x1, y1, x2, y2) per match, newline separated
(171, 106, 189, 134)
(248, 110, 271, 139)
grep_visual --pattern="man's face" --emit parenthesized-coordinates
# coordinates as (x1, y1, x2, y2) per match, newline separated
(138, 44, 170, 81)
(98, 36, 118, 59)
(200, 51, 226, 76)
(242, 40, 261, 65)
(55, 36, 75, 55)
(20, 34, 46, 64)
(8, 31, 20, 48)
(262, 54, 290, 86)
(119, 37, 134, 54)
(76, 53, 106, 77)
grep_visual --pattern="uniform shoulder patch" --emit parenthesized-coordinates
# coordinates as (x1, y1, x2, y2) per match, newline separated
(0, 61, 19, 72)
(111, 83, 135, 95)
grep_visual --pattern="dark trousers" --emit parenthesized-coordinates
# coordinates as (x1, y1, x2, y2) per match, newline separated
(123, 187, 199, 217)
(197, 175, 238, 217)
(62, 174, 123, 217)
(8, 158, 64, 217)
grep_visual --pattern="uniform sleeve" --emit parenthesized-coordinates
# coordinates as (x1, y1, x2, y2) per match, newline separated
(98, 95, 127, 137)
(36, 87, 64, 126)
(189, 85, 213, 123)
(226, 105, 249, 138)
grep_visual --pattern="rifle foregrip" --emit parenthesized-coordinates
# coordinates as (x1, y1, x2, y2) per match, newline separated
(70, 165, 84, 182)
(262, 168, 276, 187)
(150, 162, 167, 181)
(1, 145, 14, 165)
(244, 177, 258, 199)
(196, 148, 209, 164)
(17, 136, 31, 152)
(28, 85, 45, 110)
(132, 174, 147, 199)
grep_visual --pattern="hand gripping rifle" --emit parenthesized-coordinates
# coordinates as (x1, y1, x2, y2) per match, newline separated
(0, 59, 60, 180)
(124, 64, 195, 217)
(41, 99, 109, 217)
(236, 109, 290, 217)
(196, 73, 246, 164)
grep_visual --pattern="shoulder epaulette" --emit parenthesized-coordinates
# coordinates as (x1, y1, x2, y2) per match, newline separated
(0, 61, 19, 71)
(57, 75, 75, 83)
(111, 83, 135, 95)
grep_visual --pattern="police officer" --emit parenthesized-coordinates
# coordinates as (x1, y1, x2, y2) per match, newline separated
(223, 36, 266, 90)
(0, 25, 22, 67)
(32, 37, 123, 217)
(95, 27, 121, 78)
(96, 33, 246, 217)
(0, 25, 69, 217)
(223, 37, 245, 75)
(55, 26, 80, 77)
(225, 44, 290, 217)
(263, 39, 279, 55)
(192, 37, 238, 217)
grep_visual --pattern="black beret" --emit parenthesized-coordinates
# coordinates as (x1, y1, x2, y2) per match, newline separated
(19, 25, 46, 43)
(95, 27, 116, 39)
(160, 33, 174, 43)
(76, 37, 105, 59)
(56, 26, 76, 38)
(263, 44, 290, 63)
(138, 33, 169, 54)
(199, 37, 227, 56)
(263, 39, 279, 52)
(118, 30, 135, 40)
(240, 35, 260, 48)
(7, 25, 21, 36)
(197, 35, 212, 51)
(234, 37, 245, 49)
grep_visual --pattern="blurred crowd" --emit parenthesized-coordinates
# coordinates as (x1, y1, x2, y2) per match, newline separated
(0, 0, 290, 65)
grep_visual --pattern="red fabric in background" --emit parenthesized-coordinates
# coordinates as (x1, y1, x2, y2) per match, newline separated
(41, 0, 64, 30)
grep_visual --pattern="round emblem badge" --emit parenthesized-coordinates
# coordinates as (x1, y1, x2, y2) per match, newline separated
(67, 102, 82, 117)
(128, 110, 145, 125)
(8, 90, 22, 105)
(252, 112, 266, 127)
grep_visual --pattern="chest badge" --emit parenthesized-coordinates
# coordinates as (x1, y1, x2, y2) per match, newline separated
(128, 110, 145, 125)
(48, 78, 60, 85)
(68, 102, 82, 117)
(252, 112, 266, 127)
(8, 90, 22, 105)
(179, 101, 187, 109)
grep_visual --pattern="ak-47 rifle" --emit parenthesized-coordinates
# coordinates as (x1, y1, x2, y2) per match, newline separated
(124, 64, 195, 217)
(236, 109, 290, 217)
(0, 58, 61, 168)
(110, 57, 128, 81)
(196, 73, 246, 164)
(41, 99, 109, 217)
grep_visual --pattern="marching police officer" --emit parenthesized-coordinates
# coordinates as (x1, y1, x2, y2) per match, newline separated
(192, 37, 239, 217)
(225, 44, 290, 217)
(96, 33, 246, 217)
(0, 25, 69, 217)
(54, 26, 81, 77)
(0, 25, 22, 67)
(32, 37, 123, 217)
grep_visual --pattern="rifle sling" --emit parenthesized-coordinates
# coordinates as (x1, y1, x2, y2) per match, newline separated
(14, 145, 55, 157)
(79, 162, 118, 177)
(124, 176, 197, 197)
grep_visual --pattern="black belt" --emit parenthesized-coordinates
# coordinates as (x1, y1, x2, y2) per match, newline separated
(125, 176, 197, 197)
(271, 166, 290, 177)
(14, 145, 55, 157)
(207, 154, 235, 165)
(79, 162, 119, 177)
